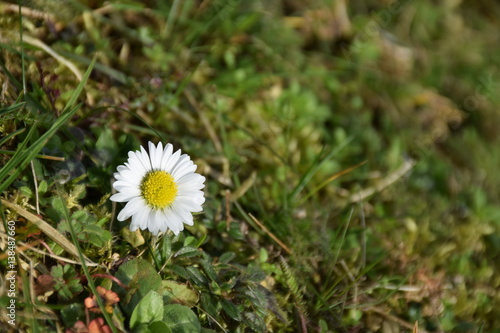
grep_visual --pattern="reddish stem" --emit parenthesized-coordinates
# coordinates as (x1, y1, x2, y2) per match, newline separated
(91, 274, 128, 289)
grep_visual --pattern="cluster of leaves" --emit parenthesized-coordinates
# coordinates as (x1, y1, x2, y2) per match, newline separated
(106, 231, 279, 332)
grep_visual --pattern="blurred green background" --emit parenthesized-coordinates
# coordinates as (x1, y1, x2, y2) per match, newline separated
(1, 0, 500, 332)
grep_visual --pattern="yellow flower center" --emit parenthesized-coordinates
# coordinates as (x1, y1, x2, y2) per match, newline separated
(140, 171, 178, 209)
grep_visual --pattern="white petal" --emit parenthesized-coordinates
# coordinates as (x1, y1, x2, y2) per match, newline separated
(173, 163, 197, 180)
(164, 208, 183, 235)
(160, 144, 174, 170)
(194, 195, 206, 205)
(148, 210, 165, 235)
(170, 154, 191, 177)
(156, 142, 164, 169)
(110, 189, 140, 202)
(138, 209, 153, 230)
(127, 153, 147, 175)
(114, 172, 141, 184)
(177, 174, 205, 189)
(138, 146, 152, 171)
(163, 149, 181, 173)
(172, 204, 194, 226)
(175, 197, 203, 212)
(149, 142, 163, 170)
(157, 212, 169, 234)
(114, 174, 125, 182)
(130, 205, 150, 231)
(177, 187, 205, 196)
(117, 197, 146, 221)
(157, 208, 174, 234)
(113, 180, 137, 192)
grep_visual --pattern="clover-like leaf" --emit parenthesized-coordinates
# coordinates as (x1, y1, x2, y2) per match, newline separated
(130, 290, 163, 329)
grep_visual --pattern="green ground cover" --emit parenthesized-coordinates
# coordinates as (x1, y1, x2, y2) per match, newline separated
(1, 1, 500, 332)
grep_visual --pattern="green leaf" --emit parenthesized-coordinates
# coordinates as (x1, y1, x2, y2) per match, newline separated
(194, 233, 207, 248)
(200, 258, 219, 283)
(130, 290, 163, 329)
(38, 180, 48, 194)
(221, 298, 241, 321)
(174, 246, 200, 258)
(319, 319, 328, 332)
(168, 265, 189, 280)
(114, 258, 162, 316)
(148, 321, 172, 333)
(161, 235, 172, 261)
(218, 252, 236, 264)
(60, 303, 84, 327)
(51, 265, 82, 300)
(132, 324, 150, 333)
(72, 210, 87, 223)
(183, 236, 196, 247)
(259, 248, 268, 263)
(200, 293, 218, 318)
(185, 266, 208, 287)
(245, 267, 266, 283)
(162, 280, 199, 307)
(19, 186, 32, 198)
(83, 224, 112, 247)
(163, 304, 201, 333)
(243, 312, 265, 332)
(228, 222, 244, 240)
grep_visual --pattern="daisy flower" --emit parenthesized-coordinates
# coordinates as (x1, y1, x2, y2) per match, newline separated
(110, 142, 205, 235)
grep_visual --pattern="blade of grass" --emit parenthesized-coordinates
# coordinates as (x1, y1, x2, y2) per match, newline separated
(288, 137, 353, 202)
(164, 0, 182, 38)
(0, 128, 26, 147)
(0, 104, 78, 193)
(62, 56, 96, 111)
(298, 160, 367, 206)
(341, 265, 418, 309)
(0, 56, 95, 193)
(0, 101, 26, 115)
(0, 149, 65, 161)
(0, 122, 38, 186)
(331, 208, 353, 271)
(56, 185, 117, 333)
(0, 57, 22, 90)
(58, 51, 130, 85)
(0, 200, 97, 265)
(318, 208, 354, 299)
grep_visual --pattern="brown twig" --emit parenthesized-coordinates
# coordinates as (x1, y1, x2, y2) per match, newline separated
(366, 306, 430, 333)
(1, 200, 96, 265)
(91, 274, 128, 290)
(347, 159, 415, 204)
(1, 3, 56, 21)
(249, 213, 292, 255)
